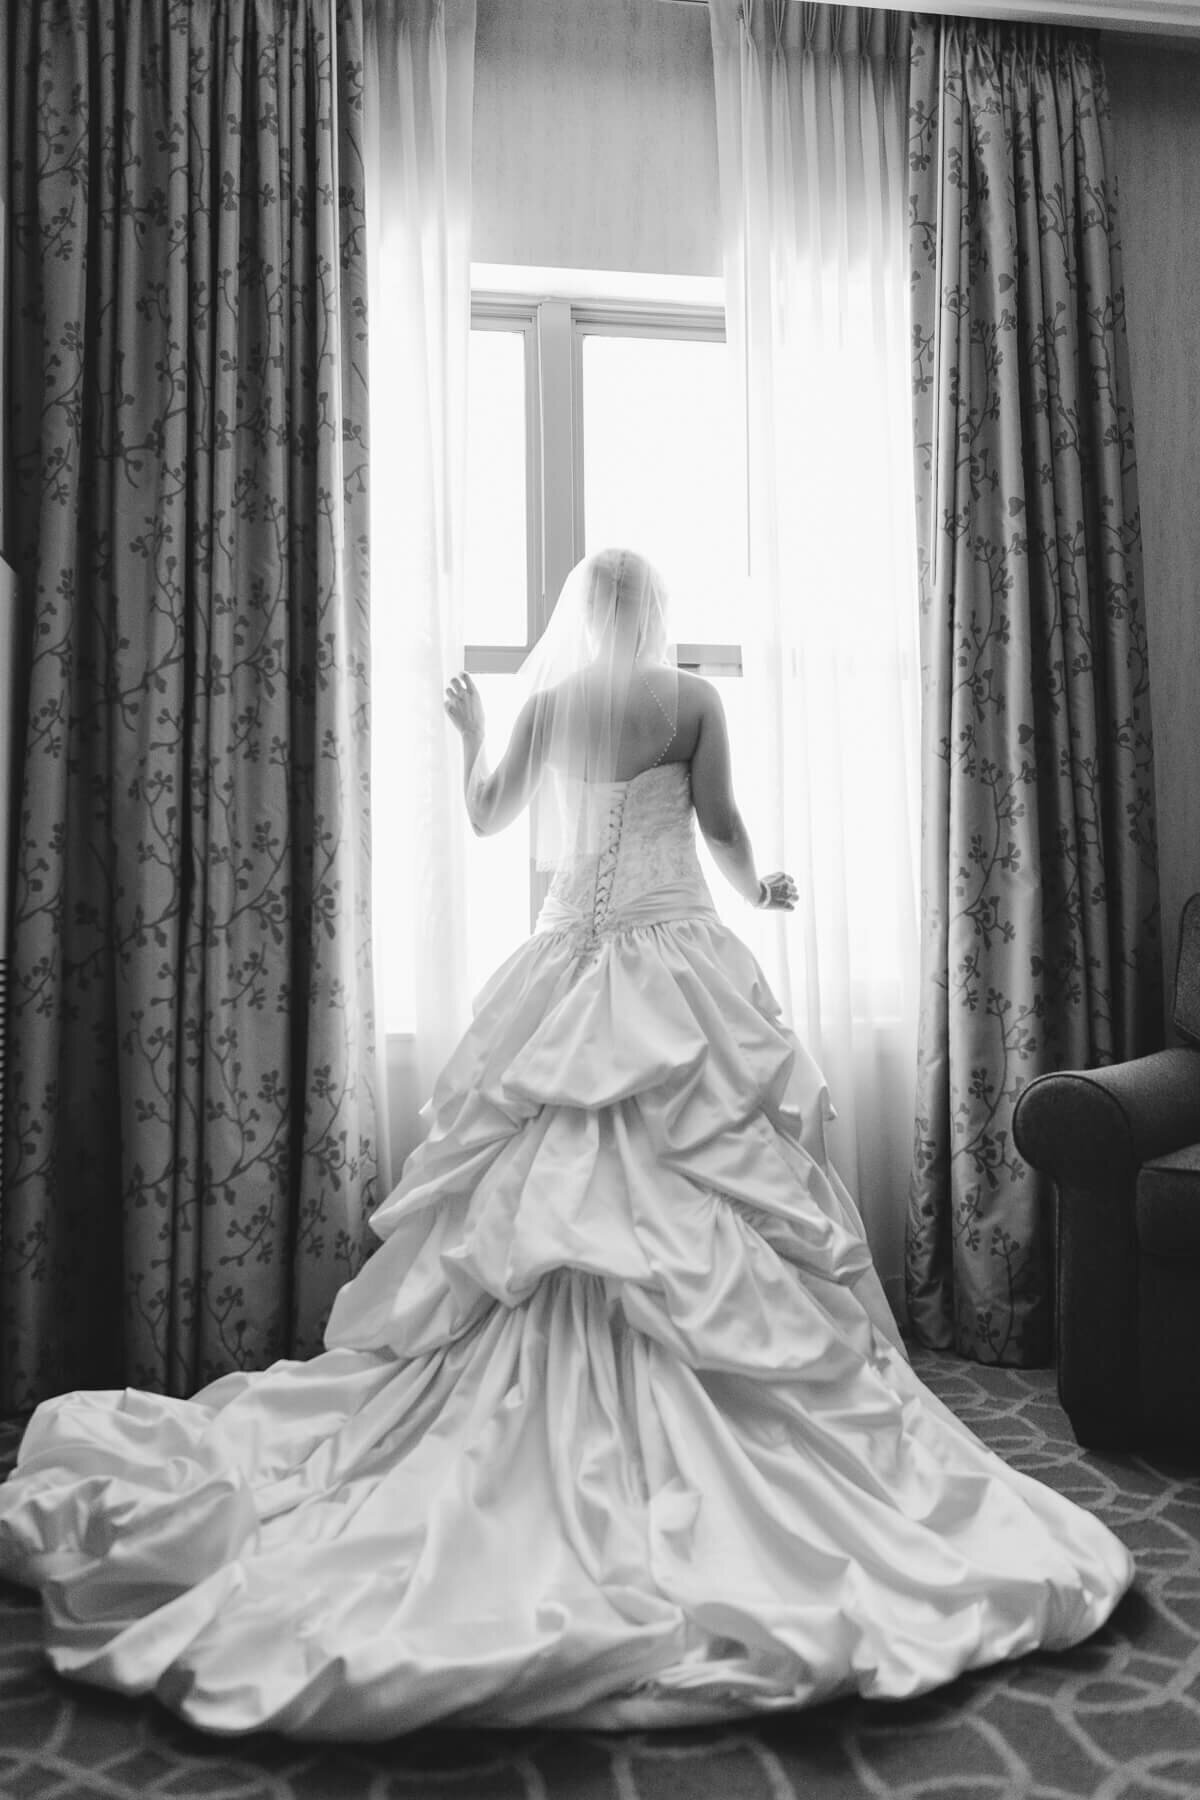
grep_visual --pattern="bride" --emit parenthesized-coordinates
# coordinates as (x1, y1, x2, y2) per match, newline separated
(0, 548, 1132, 1739)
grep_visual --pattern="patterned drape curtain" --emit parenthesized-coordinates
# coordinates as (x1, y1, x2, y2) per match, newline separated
(2, 0, 376, 1409)
(906, 18, 1162, 1365)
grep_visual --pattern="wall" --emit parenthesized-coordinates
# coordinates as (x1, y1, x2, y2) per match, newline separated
(472, 0, 720, 274)
(1106, 36, 1200, 1008)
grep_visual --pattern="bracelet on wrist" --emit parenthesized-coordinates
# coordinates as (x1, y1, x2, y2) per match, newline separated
(755, 878, 769, 908)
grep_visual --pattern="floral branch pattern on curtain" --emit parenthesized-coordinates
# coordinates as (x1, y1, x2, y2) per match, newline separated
(906, 19, 1161, 1366)
(3, 0, 376, 1409)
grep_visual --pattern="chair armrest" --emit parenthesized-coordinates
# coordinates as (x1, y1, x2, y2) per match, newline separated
(1013, 1047, 1200, 1451)
(1013, 1048, 1200, 1188)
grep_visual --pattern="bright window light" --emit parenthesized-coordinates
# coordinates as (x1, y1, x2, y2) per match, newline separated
(381, 305, 753, 1035)
(581, 331, 747, 647)
(580, 326, 751, 936)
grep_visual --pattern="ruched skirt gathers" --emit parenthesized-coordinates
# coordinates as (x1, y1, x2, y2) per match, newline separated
(0, 912, 1133, 1737)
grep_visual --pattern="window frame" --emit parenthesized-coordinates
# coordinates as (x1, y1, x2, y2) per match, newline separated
(461, 291, 748, 935)
(463, 300, 541, 674)
(465, 294, 745, 678)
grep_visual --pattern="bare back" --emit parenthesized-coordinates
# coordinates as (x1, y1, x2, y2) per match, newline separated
(543, 670, 739, 845)
(548, 668, 701, 782)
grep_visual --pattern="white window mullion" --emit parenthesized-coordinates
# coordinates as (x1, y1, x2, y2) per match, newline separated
(536, 299, 578, 632)
(524, 312, 544, 649)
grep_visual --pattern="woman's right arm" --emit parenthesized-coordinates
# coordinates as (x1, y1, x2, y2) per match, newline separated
(445, 673, 547, 837)
(690, 681, 794, 910)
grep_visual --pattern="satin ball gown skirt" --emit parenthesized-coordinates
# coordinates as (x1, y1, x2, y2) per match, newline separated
(0, 901, 1133, 1737)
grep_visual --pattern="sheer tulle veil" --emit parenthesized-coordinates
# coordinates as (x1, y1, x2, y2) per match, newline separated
(483, 548, 680, 871)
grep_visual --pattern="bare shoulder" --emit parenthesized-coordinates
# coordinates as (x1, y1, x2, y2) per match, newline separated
(676, 668, 719, 719)
(537, 672, 579, 709)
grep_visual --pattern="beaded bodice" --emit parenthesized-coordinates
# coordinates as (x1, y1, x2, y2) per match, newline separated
(536, 762, 716, 955)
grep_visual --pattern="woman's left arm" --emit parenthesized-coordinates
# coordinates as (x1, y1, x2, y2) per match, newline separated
(444, 672, 546, 836)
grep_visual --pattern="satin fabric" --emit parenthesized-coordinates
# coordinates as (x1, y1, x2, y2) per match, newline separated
(0, 766, 1133, 1737)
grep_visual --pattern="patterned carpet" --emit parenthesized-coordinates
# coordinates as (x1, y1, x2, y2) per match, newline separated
(2, 1347, 1199, 1800)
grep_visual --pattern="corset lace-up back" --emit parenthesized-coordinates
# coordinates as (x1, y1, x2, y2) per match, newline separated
(537, 762, 716, 959)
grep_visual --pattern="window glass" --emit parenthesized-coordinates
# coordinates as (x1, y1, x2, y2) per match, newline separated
(580, 331, 747, 646)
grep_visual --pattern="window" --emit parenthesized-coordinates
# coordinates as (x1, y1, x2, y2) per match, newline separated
(450, 291, 750, 1017)
(379, 279, 751, 1033)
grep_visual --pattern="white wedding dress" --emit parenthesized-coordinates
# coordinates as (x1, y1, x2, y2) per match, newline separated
(0, 762, 1132, 1739)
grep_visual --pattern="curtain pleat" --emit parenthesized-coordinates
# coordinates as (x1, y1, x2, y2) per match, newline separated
(906, 18, 1162, 1365)
(3, 0, 376, 1407)
(708, 1, 921, 1303)
(362, 0, 477, 1144)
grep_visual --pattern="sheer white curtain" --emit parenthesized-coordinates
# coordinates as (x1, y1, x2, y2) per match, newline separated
(363, 0, 477, 1185)
(709, 1, 919, 1302)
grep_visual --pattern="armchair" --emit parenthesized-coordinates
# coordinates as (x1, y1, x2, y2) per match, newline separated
(1012, 895, 1200, 1454)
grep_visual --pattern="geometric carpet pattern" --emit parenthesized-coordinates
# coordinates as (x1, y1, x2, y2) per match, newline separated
(2, 1346, 1199, 1800)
